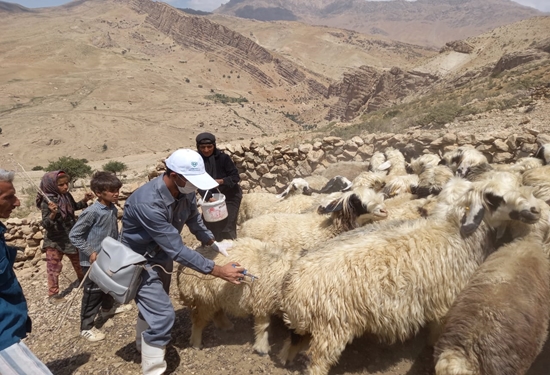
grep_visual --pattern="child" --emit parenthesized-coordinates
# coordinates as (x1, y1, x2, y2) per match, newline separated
(37, 170, 93, 304)
(69, 171, 131, 342)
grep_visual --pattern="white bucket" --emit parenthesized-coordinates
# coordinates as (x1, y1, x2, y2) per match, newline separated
(201, 193, 229, 222)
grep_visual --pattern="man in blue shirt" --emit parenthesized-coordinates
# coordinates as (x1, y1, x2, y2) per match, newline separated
(0, 169, 52, 374)
(120, 149, 244, 375)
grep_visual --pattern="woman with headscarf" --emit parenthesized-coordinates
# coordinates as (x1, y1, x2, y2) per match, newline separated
(36, 170, 94, 303)
(196, 132, 242, 241)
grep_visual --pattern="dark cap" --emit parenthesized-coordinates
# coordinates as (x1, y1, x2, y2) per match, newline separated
(196, 132, 216, 145)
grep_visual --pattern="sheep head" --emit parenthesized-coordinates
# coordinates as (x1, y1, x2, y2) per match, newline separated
(459, 174, 541, 237)
(276, 178, 313, 199)
(318, 187, 388, 230)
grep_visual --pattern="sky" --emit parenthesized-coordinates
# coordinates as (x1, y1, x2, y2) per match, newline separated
(6, 0, 550, 13)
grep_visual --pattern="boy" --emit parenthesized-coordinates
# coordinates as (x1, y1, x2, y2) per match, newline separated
(69, 171, 131, 342)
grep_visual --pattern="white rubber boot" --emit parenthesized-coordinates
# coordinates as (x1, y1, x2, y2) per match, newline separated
(135, 318, 149, 353)
(141, 333, 167, 375)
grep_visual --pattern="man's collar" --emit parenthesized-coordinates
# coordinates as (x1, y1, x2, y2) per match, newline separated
(156, 175, 176, 205)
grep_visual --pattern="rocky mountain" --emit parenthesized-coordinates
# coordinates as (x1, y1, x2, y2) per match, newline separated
(0, 0, 548, 169)
(216, 0, 545, 47)
(0, 1, 33, 12)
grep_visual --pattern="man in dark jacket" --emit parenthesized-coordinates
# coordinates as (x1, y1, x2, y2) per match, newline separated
(196, 132, 242, 241)
(0, 169, 53, 374)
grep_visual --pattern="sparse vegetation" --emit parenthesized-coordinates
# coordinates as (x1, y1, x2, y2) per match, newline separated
(31, 166, 44, 171)
(102, 160, 127, 176)
(205, 94, 248, 104)
(45, 156, 92, 182)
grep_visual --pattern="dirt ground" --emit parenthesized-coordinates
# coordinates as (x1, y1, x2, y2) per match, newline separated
(14, 251, 550, 375)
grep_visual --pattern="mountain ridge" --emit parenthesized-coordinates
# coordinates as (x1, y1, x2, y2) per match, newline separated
(216, 0, 545, 46)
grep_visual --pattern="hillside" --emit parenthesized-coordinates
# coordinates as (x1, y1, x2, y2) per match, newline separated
(0, 0, 549, 173)
(0, 0, 336, 169)
(216, 0, 545, 47)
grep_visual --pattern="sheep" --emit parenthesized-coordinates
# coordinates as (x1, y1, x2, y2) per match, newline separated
(176, 237, 302, 355)
(369, 151, 388, 171)
(237, 178, 313, 224)
(534, 143, 550, 165)
(382, 173, 419, 198)
(385, 147, 408, 176)
(440, 146, 488, 176)
(351, 170, 387, 191)
(315, 175, 353, 193)
(239, 187, 388, 250)
(409, 154, 441, 175)
(303, 175, 329, 191)
(522, 165, 550, 202)
(279, 172, 542, 375)
(434, 214, 550, 375)
(414, 164, 454, 198)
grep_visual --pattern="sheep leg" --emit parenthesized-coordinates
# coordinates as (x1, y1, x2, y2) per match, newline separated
(189, 305, 216, 349)
(212, 310, 234, 331)
(252, 314, 271, 355)
(279, 330, 311, 365)
(307, 330, 348, 375)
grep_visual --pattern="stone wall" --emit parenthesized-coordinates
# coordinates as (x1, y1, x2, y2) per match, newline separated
(7, 128, 549, 266)
(4, 217, 44, 270)
(149, 128, 550, 194)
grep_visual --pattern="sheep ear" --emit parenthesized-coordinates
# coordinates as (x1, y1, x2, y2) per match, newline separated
(460, 201, 485, 236)
(318, 198, 344, 214)
(377, 160, 391, 171)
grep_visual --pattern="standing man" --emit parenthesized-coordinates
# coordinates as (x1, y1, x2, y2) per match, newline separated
(196, 132, 242, 241)
(0, 169, 53, 374)
(120, 149, 243, 375)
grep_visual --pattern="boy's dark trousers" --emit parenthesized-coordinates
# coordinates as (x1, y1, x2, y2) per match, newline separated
(80, 266, 115, 330)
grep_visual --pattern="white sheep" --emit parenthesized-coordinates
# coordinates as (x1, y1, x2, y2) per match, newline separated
(176, 238, 300, 355)
(351, 170, 387, 191)
(409, 154, 441, 175)
(434, 211, 550, 375)
(534, 143, 550, 165)
(279, 173, 542, 375)
(440, 146, 489, 177)
(239, 187, 388, 250)
(522, 165, 550, 202)
(238, 178, 313, 224)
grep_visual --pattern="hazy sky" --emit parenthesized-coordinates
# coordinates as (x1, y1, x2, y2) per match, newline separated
(7, 0, 550, 13)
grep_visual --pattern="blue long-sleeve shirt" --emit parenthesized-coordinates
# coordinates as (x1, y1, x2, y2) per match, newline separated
(69, 201, 119, 267)
(120, 176, 215, 274)
(0, 222, 31, 351)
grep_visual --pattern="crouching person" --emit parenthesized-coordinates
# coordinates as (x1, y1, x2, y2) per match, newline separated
(0, 169, 53, 374)
(69, 172, 132, 342)
(120, 149, 244, 375)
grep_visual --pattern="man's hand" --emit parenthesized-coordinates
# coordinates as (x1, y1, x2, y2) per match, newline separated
(211, 262, 245, 284)
(90, 251, 98, 264)
(84, 192, 95, 202)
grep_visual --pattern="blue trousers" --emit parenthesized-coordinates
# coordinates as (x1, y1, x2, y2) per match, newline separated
(135, 253, 175, 347)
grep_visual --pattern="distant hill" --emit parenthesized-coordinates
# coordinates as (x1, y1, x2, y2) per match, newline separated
(0, 0, 34, 12)
(177, 8, 211, 16)
(215, 0, 544, 47)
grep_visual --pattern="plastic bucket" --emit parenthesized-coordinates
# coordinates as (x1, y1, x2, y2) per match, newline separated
(201, 193, 228, 222)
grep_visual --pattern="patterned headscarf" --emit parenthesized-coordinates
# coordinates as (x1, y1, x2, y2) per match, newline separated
(35, 170, 74, 219)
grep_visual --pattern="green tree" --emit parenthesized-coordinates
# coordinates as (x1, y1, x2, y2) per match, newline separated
(102, 160, 127, 176)
(45, 156, 92, 183)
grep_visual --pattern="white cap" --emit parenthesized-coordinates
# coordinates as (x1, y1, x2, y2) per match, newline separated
(165, 149, 218, 190)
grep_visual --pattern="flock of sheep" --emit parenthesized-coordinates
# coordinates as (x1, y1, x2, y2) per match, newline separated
(176, 144, 550, 375)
